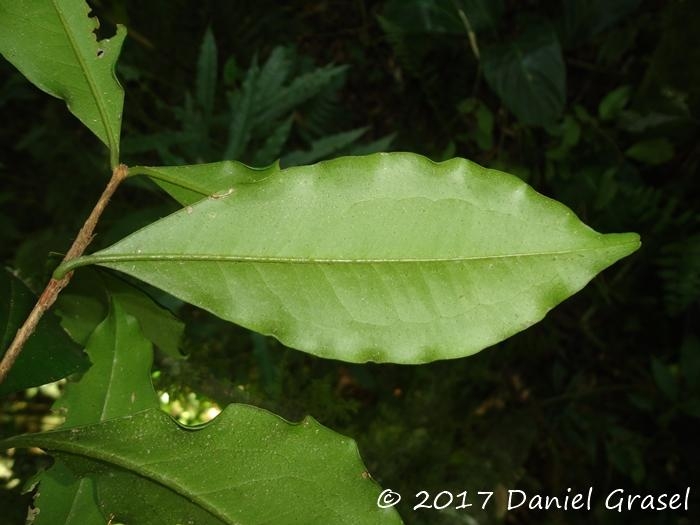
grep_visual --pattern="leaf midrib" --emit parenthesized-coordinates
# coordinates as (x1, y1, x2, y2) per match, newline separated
(10, 416, 330, 525)
(99, 314, 120, 422)
(33, 435, 230, 524)
(54, 239, 639, 278)
(51, 0, 117, 160)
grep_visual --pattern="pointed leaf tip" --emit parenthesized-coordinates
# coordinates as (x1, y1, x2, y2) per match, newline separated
(87, 153, 639, 364)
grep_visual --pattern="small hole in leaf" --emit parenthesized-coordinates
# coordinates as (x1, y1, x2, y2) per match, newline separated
(96, 48, 105, 58)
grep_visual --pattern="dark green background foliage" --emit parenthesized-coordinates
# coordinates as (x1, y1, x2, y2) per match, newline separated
(1, 1, 699, 524)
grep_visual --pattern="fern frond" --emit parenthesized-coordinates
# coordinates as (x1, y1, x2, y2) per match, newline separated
(224, 58, 260, 160)
(281, 127, 368, 166)
(252, 116, 293, 167)
(254, 64, 348, 128)
(252, 46, 293, 110)
(632, 189, 691, 233)
(297, 75, 347, 140)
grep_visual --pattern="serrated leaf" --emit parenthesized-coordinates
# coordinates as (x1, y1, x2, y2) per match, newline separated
(135, 160, 281, 206)
(0, 0, 126, 166)
(482, 21, 565, 126)
(63, 153, 640, 364)
(5, 406, 403, 525)
(0, 269, 88, 396)
(31, 299, 158, 524)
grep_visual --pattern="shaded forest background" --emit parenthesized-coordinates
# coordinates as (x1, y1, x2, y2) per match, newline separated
(1, 0, 699, 523)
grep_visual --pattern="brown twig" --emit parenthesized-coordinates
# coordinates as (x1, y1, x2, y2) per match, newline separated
(0, 164, 129, 384)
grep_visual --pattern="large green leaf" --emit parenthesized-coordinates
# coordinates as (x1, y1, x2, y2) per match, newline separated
(0, 0, 125, 166)
(20, 298, 400, 523)
(60, 153, 640, 364)
(31, 299, 158, 524)
(6, 406, 402, 525)
(0, 269, 88, 396)
(482, 21, 566, 126)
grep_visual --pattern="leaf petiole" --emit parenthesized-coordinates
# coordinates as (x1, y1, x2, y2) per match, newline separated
(0, 164, 129, 384)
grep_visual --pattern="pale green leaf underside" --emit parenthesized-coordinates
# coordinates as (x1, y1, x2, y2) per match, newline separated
(0, 0, 125, 165)
(5, 407, 402, 525)
(66, 153, 640, 364)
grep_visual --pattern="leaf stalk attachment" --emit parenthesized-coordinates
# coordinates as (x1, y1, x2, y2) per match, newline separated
(0, 164, 129, 384)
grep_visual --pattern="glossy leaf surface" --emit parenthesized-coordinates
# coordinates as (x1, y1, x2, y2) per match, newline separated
(5, 406, 402, 525)
(0, 0, 125, 165)
(0, 269, 88, 396)
(65, 153, 640, 364)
